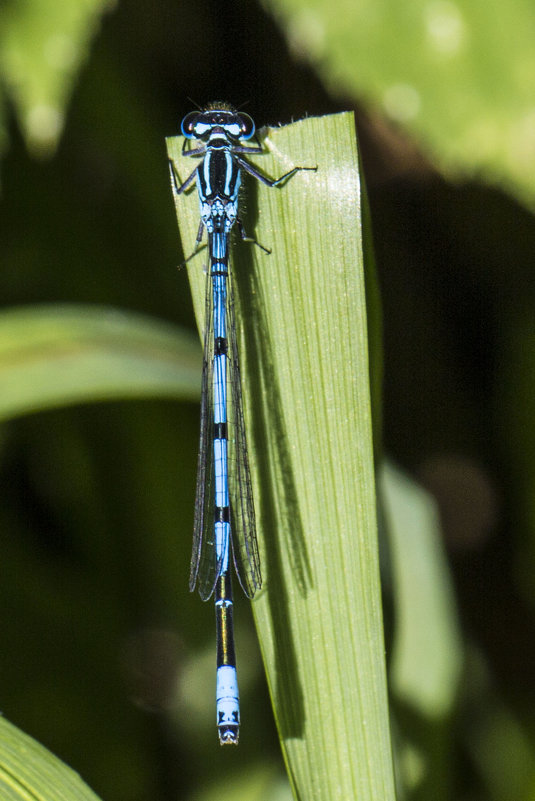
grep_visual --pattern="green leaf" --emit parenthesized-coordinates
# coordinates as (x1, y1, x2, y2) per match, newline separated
(0, 304, 200, 421)
(380, 461, 463, 717)
(0, 715, 102, 800)
(167, 112, 395, 799)
(262, 0, 535, 209)
(0, 0, 113, 155)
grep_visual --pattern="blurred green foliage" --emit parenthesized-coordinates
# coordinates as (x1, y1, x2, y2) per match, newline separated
(0, 0, 534, 800)
(264, 0, 535, 209)
(0, 304, 200, 420)
(0, 0, 113, 157)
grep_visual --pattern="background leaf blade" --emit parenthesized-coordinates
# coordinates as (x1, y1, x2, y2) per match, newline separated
(0, 304, 200, 421)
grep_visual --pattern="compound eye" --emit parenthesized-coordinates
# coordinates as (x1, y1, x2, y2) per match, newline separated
(239, 113, 255, 140)
(181, 111, 200, 138)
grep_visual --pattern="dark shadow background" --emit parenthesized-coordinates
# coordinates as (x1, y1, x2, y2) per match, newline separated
(1, 0, 535, 799)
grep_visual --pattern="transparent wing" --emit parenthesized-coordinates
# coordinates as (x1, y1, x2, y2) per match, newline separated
(227, 269, 262, 598)
(190, 270, 224, 600)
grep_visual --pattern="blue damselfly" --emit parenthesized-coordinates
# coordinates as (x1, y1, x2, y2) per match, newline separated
(169, 102, 315, 744)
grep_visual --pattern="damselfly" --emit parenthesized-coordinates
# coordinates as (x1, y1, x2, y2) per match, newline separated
(169, 102, 315, 744)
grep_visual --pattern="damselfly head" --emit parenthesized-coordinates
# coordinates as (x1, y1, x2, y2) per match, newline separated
(181, 105, 255, 142)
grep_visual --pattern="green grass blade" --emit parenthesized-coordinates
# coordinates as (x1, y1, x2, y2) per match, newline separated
(167, 112, 395, 799)
(0, 715, 102, 800)
(0, 304, 200, 421)
(380, 461, 463, 719)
